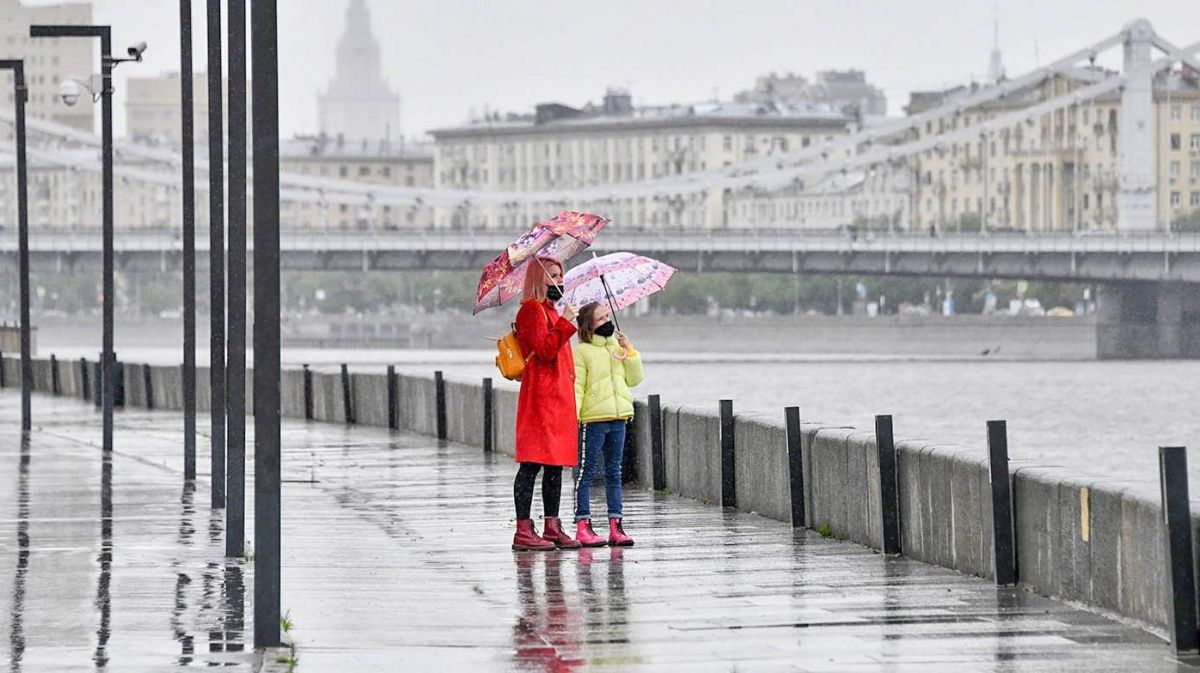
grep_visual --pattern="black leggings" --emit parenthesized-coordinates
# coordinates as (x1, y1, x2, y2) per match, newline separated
(514, 462, 562, 520)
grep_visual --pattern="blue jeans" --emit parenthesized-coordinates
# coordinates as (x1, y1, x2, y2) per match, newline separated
(574, 420, 626, 522)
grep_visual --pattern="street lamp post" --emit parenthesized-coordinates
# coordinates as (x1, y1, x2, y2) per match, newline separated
(226, 0, 248, 558)
(207, 0, 227, 510)
(0, 60, 32, 433)
(29, 25, 144, 454)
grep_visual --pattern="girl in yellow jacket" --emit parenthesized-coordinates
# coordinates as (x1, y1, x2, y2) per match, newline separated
(572, 301, 644, 547)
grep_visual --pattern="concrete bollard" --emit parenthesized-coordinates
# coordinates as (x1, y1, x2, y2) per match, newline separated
(785, 406, 805, 528)
(434, 370, 447, 441)
(79, 357, 89, 401)
(987, 420, 1017, 586)
(482, 377, 493, 453)
(720, 399, 736, 509)
(1158, 446, 1198, 654)
(143, 364, 154, 410)
(302, 364, 313, 421)
(340, 363, 354, 424)
(387, 365, 399, 430)
(875, 415, 901, 554)
(649, 394, 665, 490)
(50, 354, 60, 395)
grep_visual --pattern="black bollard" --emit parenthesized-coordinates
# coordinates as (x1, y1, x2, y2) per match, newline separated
(785, 406, 805, 528)
(50, 353, 60, 395)
(93, 357, 101, 409)
(0, 352, 5, 388)
(143, 364, 154, 410)
(387, 365, 398, 430)
(987, 420, 1017, 586)
(302, 364, 313, 421)
(720, 399, 736, 508)
(1158, 446, 1198, 654)
(649, 394, 665, 491)
(340, 363, 354, 424)
(482, 377, 493, 453)
(876, 415, 901, 554)
(434, 370, 447, 441)
(79, 357, 89, 401)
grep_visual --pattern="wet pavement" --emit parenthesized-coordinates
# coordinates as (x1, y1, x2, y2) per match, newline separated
(1, 393, 1198, 671)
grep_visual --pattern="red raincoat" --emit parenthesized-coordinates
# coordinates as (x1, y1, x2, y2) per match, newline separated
(514, 299, 578, 466)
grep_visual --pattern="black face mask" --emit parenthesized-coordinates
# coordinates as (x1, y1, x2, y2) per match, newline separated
(594, 322, 616, 338)
(545, 285, 563, 301)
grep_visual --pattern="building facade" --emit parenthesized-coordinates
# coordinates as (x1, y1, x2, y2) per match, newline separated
(429, 90, 854, 230)
(906, 67, 1200, 232)
(735, 70, 888, 118)
(0, 0, 94, 133)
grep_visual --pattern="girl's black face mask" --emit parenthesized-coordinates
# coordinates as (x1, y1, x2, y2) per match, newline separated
(546, 285, 563, 301)
(595, 322, 616, 338)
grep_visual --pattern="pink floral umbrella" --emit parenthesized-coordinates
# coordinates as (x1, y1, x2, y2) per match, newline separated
(473, 211, 609, 314)
(556, 252, 676, 330)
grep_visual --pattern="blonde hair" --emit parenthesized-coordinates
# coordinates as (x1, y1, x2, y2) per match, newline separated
(521, 257, 562, 304)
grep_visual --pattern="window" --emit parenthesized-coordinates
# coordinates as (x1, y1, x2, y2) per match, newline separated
(358, 166, 370, 177)
(722, 135, 732, 151)
(1192, 161, 1200, 179)
(1192, 192, 1200, 208)
(1171, 191, 1181, 208)
(1192, 134, 1200, 151)
(1171, 161, 1181, 179)
(1171, 133, 1181, 150)
(1171, 105, 1181, 122)
(1193, 105, 1200, 122)
(339, 166, 348, 177)
(381, 166, 391, 177)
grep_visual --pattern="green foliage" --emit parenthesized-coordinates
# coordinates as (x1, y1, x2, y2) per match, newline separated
(817, 522, 833, 538)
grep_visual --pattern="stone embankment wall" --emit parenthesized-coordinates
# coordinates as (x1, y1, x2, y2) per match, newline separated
(0, 354, 1178, 634)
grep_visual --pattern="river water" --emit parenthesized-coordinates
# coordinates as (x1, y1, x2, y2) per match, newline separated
(65, 344, 1196, 488)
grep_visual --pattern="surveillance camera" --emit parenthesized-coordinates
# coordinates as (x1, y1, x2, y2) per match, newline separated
(59, 79, 82, 107)
(127, 41, 147, 60)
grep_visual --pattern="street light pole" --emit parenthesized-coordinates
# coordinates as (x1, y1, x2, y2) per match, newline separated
(226, 0, 247, 558)
(251, 0, 282, 648)
(180, 0, 197, 480)
(30, 25, 141, 454)
(0, 61, 32, 433)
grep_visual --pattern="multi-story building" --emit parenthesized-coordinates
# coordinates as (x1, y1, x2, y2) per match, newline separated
(429, 89, 854, 230)
(724, 167, 912, 231)
(0, 0, 94, 133)
(735, 70, 888, 118)
(124, 72, 245, 148)
(905, 66, 1200, 232)
(279, 134, 434, 229)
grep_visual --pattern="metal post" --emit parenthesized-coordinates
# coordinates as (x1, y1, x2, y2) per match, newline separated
(1159, 446, 1198, 654)
(79, 357, 89, 401)
(785, 406, 805, 528)
(225, 0, 247, 558)
(143, 364, 153, 409)
(875, 414, 901, 554)
(207, 0, 227, 509)
(251, 0, 282, 646)
(180, 0, 197, 481)
(649, 394, 665, 490)
(1, 61, 31, 431)
(0, 353, 5, 387)
(50, 354, 60, 395)
(386, 365, 398, 430)
(340, 363, 354, 424)
(987, 420, 1017, 586)
(719, 399, 736, 508)
(302, 364, 312, 420)
(93, 356, 102, 409)
(434, 370, 446, 440)
(482, 377, 493, 453)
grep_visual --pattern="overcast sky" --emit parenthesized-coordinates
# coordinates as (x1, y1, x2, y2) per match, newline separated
(87, 0, 1198, 139)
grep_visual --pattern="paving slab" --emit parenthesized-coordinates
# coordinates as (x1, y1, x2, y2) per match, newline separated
(0, 392, 1197, 672)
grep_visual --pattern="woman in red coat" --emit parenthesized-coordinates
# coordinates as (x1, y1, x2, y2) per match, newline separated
(512, 258, 582, 551)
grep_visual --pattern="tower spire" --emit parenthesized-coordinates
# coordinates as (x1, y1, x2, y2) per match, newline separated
(987, 8, 1005, 83)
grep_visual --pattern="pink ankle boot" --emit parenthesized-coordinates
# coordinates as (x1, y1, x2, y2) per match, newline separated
(608, 518, 634, 547)
(512, 519, 556, 551)
(542, 517, 581, 549)
(574, 519, 608, 548)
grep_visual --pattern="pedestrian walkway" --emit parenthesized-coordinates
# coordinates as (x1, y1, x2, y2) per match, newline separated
(0, 392, 1195, 672)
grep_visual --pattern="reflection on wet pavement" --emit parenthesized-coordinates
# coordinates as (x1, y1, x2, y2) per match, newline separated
(2, 392, 1198, 671)
(0, 396, 255, 671)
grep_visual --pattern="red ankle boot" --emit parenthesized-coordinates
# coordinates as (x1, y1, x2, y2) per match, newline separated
(542, 517, 581, 549)
(512, 519, 555, 551)
(575, 519, 607, 548)
(608, 518, 634, 547)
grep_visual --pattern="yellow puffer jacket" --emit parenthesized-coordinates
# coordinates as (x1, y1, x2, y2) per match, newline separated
(573, 335, 644, 423)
